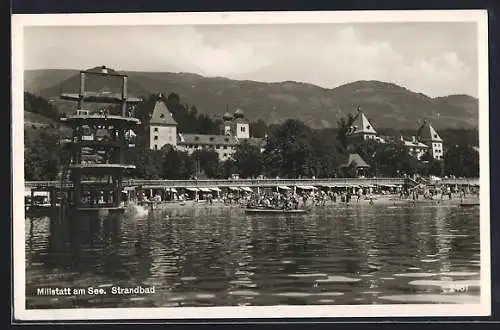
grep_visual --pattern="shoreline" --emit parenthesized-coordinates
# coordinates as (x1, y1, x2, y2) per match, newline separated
(130, 194, 480, 211)
(24, 194, 480, 218)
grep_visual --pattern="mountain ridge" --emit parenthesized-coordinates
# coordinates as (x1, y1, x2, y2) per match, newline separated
(24, 68, 479, 130)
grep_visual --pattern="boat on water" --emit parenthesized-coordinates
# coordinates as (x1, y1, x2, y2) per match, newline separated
(244, 208, 309, 215)
(459, 202, 480, 207)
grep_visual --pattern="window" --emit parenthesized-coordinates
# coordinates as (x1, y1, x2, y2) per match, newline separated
(224, 146, 227, 150)
(223, 153, 227, 157)
(154, 128, 158, 132)
(160, 114, 165, 118)
(241, 126, 246, 132)
(154, 136, 158, 140)
(154, 145, 158, 150)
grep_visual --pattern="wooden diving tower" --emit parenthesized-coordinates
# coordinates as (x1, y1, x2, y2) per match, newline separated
(59, 66, 142, 212)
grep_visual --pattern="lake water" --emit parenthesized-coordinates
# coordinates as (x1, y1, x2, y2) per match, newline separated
(25, 203, 481, 308)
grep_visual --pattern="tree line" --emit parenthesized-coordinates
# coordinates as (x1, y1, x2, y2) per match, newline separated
(24, 92, 480, 181)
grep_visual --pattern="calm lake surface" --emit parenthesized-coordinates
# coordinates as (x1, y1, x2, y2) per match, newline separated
(25, 204, 481, 308)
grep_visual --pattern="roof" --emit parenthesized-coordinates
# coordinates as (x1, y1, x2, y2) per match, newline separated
(417, 121, 443, 142)
(233, 117, 249, 124)
(348, 110, 377, 135)
(234, 109, 244, 118)
(402, 140, 429, 148)
(178, 134, 239, 146)
(84, 65, 125, 76)
(150, 100, 177, 126)
(340, 153, 371, 168)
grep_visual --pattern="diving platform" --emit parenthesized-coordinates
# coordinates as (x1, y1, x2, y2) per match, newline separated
(61, 114, 141, 126)
(55, 66, 141, 212)
(60, 92, 142, 104)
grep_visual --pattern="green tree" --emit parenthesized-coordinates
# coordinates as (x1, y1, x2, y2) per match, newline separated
(191, 149, 221, 179)
(336, 113, 356, 153)
(130, 148, 163, 179)
(233, 141, 263, 178)
(250, 119, 268, 138)
(262, 119, 315, 178)
(420, 151, 443, 176)
(24, 128, 60, 180)
(219, 159, 237, 178)
(444, 145, 479, 177)
(24, 92, 60, 120)
(308, 131, 342, 178)
(376, 143, 420, 177)
(157, 145, 191, 179)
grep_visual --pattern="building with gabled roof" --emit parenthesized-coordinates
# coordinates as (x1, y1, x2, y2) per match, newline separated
(177, 133, 240, 161)
(347, 108, 378, 143)
(397, 136, 429, 160)
(149, 100, 264, 161)
(339, 153, 371, 178)
(149, 94, 178, 150)
(344, 106, 445, 161)
(416, 120, 443, 160)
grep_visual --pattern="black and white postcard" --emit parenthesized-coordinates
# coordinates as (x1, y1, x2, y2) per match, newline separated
(12, 10, 490, 321)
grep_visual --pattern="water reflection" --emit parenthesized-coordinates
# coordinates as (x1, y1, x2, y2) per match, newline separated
(25, 204, 480, 308)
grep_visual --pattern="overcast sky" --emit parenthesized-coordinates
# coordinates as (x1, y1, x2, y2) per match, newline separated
(24, 23, 478, 97)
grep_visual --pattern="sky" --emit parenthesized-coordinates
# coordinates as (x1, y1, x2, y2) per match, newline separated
(23, 22, 479, 97)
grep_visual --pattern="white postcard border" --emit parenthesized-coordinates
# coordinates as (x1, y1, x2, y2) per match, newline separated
(12, 10, 491, 321)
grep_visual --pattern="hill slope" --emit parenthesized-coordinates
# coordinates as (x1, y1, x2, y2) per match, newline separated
(24, 68, 479, 130)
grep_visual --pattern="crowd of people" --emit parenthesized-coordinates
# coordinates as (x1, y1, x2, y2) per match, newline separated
(134, 183, 479, 209)
(401, 184, 479, 202)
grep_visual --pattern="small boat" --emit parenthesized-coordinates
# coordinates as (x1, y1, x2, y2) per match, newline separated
(459, 202, 480, 207)
(244, 208, 309, 215)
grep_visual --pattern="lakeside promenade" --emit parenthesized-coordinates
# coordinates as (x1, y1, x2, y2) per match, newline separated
(24, 177, 480, 189)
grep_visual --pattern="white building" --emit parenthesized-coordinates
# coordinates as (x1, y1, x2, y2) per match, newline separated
(221, 109, 250, 139)
(345, 108, 444, 161)
(347, 108, 379, 143)
(417, 121, 444, 160)
(149, 97, 178, 151)
(148, 101, 265, 160)
(177, 134, 240, 161)
(399, 136, 430, 160)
